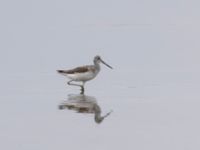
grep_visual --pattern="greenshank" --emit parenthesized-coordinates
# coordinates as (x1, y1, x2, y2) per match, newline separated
(57, 55, 113, 94)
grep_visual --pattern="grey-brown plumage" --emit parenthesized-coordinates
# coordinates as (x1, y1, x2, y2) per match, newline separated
(57, 67, 89, 74)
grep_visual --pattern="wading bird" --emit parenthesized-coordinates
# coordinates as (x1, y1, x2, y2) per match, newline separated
(57, 55, 113, 94)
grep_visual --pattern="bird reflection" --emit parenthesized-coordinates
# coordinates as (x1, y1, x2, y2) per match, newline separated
(59, 94, 112, 124)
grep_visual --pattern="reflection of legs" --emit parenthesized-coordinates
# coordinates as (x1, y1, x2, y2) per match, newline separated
(80, 82, 85, 94)
(80, 86, 84, 94)
(67, 80, 85, 94)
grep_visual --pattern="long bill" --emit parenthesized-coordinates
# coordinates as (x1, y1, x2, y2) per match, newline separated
(100, 59, 113, 69)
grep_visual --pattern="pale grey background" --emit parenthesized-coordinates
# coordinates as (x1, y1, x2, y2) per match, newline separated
(0, 0, 200, 150)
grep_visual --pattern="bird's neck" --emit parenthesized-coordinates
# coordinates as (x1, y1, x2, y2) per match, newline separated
(94, 61, 100, 71)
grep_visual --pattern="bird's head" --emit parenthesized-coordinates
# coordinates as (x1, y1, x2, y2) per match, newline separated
(94, 55, 113, 69)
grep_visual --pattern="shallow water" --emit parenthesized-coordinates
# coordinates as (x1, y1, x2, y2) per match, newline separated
(1, 71, 200, 150)
(1, 0, 200, 149)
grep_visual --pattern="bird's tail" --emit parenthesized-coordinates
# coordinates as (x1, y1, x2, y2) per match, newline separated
(57, 70, 65, 73)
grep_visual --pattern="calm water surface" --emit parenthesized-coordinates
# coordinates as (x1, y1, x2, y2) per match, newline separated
(1, 0, 200, 149)
(0, 71, 200, 150)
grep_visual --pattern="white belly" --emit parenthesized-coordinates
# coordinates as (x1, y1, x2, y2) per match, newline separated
(66, 71, 97, 81)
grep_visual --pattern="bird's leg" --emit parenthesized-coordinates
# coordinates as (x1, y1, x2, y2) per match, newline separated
(67, 80, 82, 88)
(68, 80, 85, 94)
